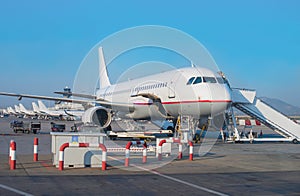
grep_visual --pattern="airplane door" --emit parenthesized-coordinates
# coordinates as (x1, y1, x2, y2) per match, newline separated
(168, 71, 182, 99)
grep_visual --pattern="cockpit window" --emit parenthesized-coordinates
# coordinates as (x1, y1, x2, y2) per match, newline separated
(203, 77, 217, 83)
(193, 77, 202, 84)
(186, 77, 195, 85)
(216, 77, 225, 84)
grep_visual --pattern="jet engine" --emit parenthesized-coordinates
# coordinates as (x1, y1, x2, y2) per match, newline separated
(81, 106, 112, 128)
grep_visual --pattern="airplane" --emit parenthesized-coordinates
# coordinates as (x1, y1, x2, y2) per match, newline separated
(14, 105, 21, 114)
(2, 109, 8, 115)
(14, 105, 23, 118)
(0, 47, 232, 135)
(37, 100, 66, 119)
(7, 107, 16, 115)
(63, 109, 84, 120)
(0, 109, 9, 117)
(32, 102, 46, 119)
(32, 102, 40, 114)
(19, 103, 37, 118)
(33, 100, 82, 120)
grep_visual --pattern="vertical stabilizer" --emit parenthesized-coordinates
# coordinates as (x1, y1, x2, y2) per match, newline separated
(19, 104, 27, 113)
(32, 102, 40, 113)
(38, 100, 49, 113)
(14, 105, 20, 113)
(98, 47, 111, 88)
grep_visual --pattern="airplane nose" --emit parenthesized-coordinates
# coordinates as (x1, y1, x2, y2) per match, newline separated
(209, 83, 232, 114)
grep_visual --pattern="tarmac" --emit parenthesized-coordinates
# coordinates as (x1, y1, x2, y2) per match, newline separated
(0, 117, 299, 195)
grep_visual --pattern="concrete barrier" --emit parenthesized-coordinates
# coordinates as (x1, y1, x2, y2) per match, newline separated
(58, 142, 107, 171)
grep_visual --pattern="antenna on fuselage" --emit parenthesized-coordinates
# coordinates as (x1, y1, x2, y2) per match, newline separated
(98, 47, 111, 88)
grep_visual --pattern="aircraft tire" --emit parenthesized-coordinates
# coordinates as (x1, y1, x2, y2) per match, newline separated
(292, 139, 298, 144)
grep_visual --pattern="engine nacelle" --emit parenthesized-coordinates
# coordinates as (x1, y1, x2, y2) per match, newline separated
(81, 106, 112, 128)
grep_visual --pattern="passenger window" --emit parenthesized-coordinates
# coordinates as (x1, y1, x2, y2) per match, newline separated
(193, 77, 202, 84)
(216, 77, 225, 84)
(203, 77, 217, 83)
(186, 77, 195, 85)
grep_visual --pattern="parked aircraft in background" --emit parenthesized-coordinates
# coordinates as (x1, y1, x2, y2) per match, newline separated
(7, 107, 16, 115)
(64, 110, 84, 120)
(0, 109, 9, 117)
(14, 105, 21, 115)
(19, 103, 37, 118)
(38, 100, 66, 119)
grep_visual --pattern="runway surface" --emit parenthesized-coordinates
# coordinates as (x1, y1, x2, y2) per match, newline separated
(0, 117, 299, 195)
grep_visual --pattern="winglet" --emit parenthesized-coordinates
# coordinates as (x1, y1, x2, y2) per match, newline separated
(98, 47, 111, 88)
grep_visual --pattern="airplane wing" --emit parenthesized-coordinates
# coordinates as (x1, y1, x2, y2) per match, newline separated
(0, 92, 134, 111)
(131, 93, 173, 118)
(54, 91, 97, 99)
(131, 93, 161, 102)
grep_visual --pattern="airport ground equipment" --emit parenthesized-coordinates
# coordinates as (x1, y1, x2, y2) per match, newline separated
(174, 116, 195, 143)
(30, 122, 41, 134)
(10, 121, 41, 134)
(50, 122, 65, 132)
(107, 129, 173, 140)
(124, 141, 147, 167)
(51, 132, 106, 168)
(58, 142, 107, 171)
(232, 88, 300, 143)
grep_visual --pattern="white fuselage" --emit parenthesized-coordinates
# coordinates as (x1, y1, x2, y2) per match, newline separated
(96, 67, 231, 120)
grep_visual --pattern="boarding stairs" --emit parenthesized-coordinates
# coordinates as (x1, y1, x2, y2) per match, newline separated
(231, 88, 300, 142)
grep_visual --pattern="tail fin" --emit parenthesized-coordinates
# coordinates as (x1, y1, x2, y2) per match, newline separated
(32, 102, 40, 113)
(3, 109, 8, 115)
(19, 103, 27, 112)
(9, 107, 15, 114)
(14, 105, 20, 113)
(98, 47, 111, 88)
(38, 100, 49, 112)
(8, 107, 13, 114)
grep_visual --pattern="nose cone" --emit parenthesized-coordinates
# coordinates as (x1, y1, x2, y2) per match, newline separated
(210, 83, 232, 115)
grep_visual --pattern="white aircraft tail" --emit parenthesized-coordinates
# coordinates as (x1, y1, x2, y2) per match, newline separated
(19, 103, 27, 113)
(7, 107, 14, 114)
(3, 109, 8, 115)
(98, 47, 111, 88)
(38, 100, 49, 113)
(14, 105, 20, 113)
(32, 102, 40, 113)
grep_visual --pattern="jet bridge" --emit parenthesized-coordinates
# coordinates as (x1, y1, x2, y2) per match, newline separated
(231, 88, 300, 143)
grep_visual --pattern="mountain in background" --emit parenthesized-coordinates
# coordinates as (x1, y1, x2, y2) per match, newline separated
(259, 97, 300, 116)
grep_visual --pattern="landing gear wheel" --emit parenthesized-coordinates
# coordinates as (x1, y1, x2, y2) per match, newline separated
(292, 139, 298, 144)
(194, 133, 200, 143)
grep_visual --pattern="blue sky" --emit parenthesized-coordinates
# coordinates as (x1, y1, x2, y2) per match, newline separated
(0, 0, 299, 108)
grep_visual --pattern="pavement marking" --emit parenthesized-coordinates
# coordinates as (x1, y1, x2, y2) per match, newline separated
(0, 184, 33, 196)
(108, 156, 228, 196)
(133, 164, 228, 196)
